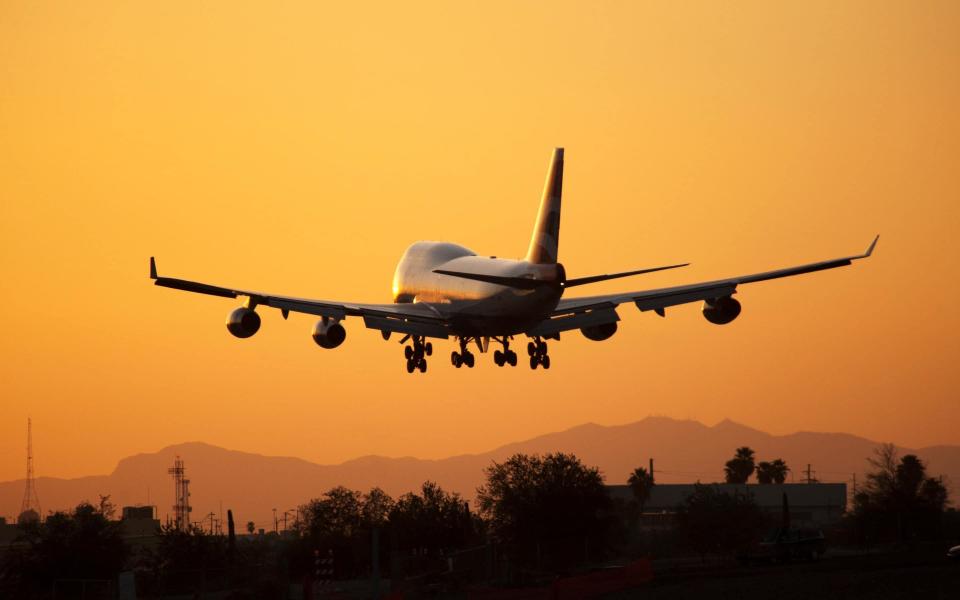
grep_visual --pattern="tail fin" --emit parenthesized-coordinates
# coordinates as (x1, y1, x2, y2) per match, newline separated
(525, 147, 564, 264)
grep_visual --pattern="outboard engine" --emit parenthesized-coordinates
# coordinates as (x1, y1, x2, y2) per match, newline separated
(702, 296, 742, 325)
(226, 307, 261, 338)
(312, 318, 347, 349)
(581, 321, 618, 341)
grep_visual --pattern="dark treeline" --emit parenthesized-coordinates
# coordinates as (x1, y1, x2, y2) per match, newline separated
(0, 446, 955, 598)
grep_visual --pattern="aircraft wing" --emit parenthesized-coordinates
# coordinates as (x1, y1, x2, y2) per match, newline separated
(552, 236, 878, 317)
(149, 258, 451, 338)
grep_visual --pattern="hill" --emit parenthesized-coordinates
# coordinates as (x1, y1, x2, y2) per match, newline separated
(2, 417, 957, 529)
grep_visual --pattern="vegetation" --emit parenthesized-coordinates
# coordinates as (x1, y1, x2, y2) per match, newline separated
(0, 502, 128, 596)
(724, 447, 756, 484)
(477, 452, 614, 572)
(849, 443, 949, 542)
(675, 484, 764, 559)
(756, 459, 790, 484)
(627, 466, 654, 512)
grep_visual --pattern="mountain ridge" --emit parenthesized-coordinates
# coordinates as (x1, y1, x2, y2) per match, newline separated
(3, 416, 957, 528)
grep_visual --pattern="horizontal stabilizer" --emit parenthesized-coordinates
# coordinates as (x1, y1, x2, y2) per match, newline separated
(433, 269, 548, 289)
(563, 263, 689, 288)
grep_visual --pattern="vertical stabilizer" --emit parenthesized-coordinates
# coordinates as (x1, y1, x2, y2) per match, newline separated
(526, 147, 564, 264)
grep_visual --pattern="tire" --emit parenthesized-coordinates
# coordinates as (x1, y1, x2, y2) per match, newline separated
(527, 342, 536, 356)
(404, 346, 413, 360)
(530, 356, 538, 369)
(465, 353, 475, 368)
(494, 350, 503, 366)
(507, 351, 517, 366)
(451, 351, 459, 366)
(406, 359, 415, 373)
(542, 355, 551, 369)
(539, 341, 548, 355)
(419, 359, 427, 373)
(425, 342, 433, 356)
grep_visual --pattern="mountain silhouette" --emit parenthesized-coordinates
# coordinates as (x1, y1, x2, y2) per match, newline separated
(1, 417, 957, 530)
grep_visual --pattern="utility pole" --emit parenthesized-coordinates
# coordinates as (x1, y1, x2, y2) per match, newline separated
(804, 464, 816, 484)
(649, 458, 655, 484)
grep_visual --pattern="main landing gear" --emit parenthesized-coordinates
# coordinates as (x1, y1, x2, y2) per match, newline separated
(527, 337, 550, 370)
(402, 335, 432, 374)
(492, 337, 518, 368)
(451, 338, 475, 369)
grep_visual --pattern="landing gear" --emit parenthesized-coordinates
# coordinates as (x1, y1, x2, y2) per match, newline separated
(493, 337, 518, 367)
(402, 335, 429, 374)
(528, 337, 550, 370)
(451, 337, 475, 369)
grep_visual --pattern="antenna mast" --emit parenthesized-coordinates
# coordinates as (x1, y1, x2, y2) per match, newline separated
(167, 456, 191, 531)
(20, 418, 41, 519)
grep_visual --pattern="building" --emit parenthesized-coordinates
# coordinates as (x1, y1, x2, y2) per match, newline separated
(608, 483, 847, 527)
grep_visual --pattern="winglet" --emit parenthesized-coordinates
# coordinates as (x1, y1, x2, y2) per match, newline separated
(150, 257, 158, 280)
(864, 235, 879, 258)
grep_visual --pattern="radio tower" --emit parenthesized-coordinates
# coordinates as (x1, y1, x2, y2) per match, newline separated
(19, 418, 41, 523)
(167, 456, 191, 531)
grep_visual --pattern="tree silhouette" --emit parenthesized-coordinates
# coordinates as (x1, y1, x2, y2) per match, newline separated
(724, 447, 756, 484)
(387, 481, 476, 556)
(675, 484, 763, 560)
(627, 466, 654, 512)
(477, 452, 612, 572)
(756, 459, 790, 484)
(2, 502, 128, 595)
(852, 443, 950, 542)
(246, 521, 255, 535)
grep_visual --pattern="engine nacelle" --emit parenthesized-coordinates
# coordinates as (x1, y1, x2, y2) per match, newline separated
(702, 296, 742, 325)
(581, 321, 618, 341)
(312, 318, 347, 349)
(226, 307, 261, 338)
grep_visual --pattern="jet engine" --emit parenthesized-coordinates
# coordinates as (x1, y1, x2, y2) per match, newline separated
(581, 321, 618, 341)
(702, 296, 742, 325)
(226, 307, 261, 338)
(312, 318, 347, 349)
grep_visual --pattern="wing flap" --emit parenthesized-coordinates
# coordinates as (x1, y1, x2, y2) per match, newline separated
(363, 315, 449, 339)
(526, 307, 620, 337)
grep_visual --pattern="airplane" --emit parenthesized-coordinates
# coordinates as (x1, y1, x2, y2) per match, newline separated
(150, 148, 877, 373)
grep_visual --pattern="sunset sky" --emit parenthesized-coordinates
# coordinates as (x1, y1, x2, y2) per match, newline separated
(2, 1, 958, 483)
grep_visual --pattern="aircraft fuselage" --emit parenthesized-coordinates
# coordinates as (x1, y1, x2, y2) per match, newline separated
(392, 241, 563, 336)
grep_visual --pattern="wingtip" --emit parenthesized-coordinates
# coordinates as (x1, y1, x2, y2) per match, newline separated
(149, 256, 157, 279)
(865, 235, 879, 257)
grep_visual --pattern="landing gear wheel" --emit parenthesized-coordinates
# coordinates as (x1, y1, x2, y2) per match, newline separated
(406, 358, 415, 373)
(538, 341, 548, 355)
(418, 359, 427, 373)
(530, 356, 538, 369)
(464, 352, 475, 368)
(494, 350, 504, 366)
(404, 346, 413, 360)
(542, 355, 551, 370)
(507, 350, 517, 366)
(425, 342, 433, 356)
(527, 342, 536, 356)
(451, 351, 460, 367)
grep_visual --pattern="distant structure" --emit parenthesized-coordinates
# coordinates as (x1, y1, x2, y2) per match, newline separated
(18, 418, 41, 525)
(167, 456, 191, 531)
(609, 482, 847, 527)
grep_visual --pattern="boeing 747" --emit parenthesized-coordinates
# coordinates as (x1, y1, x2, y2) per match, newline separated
(150, 148, 877, 373)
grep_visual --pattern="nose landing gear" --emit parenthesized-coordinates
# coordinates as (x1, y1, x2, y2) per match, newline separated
(527, 337, 550, 369)
(402, 335, 432, 374)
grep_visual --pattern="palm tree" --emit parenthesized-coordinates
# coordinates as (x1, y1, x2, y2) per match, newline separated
(756, 459, 790, 484)
(246, 520, 256, 535)
(724, 447, 756, 484)
(627, 466, 654, 512)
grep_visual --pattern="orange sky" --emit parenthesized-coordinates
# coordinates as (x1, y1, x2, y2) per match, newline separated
(1, 1, 958, 482)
